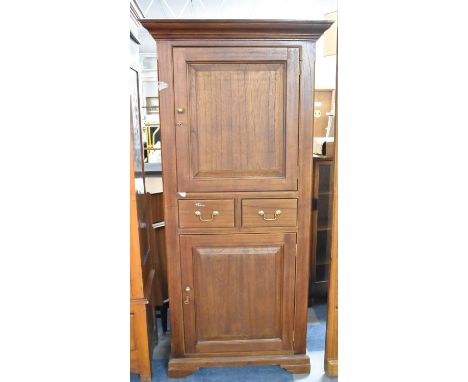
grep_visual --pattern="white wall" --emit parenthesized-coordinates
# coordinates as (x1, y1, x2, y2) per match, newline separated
(137, 0, 337, 89)
(315, 36, 337, 89)
(139, 0, 336, 20)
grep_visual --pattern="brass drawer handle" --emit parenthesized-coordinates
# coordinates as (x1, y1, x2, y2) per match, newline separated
(194, 210, 219, 222)
(258, 210, 282, 221)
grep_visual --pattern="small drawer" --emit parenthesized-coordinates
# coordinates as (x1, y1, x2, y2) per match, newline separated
(178, 199, 234, 228)
(242, 199, 297, 227)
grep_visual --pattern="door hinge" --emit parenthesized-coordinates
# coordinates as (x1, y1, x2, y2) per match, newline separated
(292, 328, 295, 347)
(295, 243, 298, 257)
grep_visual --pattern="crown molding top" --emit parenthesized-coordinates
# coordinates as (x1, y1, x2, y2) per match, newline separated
(140, 19, 333, 41)
(130, 0, 144, 21)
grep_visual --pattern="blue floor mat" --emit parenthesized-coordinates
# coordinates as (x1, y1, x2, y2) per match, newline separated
(307, 304, 328, 352)
(131, 304, 328, 381)
(131, 360, 294, 382)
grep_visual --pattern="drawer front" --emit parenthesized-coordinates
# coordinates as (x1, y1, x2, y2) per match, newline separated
(242, 198, 298, 227)
(178, 199, 234, 228)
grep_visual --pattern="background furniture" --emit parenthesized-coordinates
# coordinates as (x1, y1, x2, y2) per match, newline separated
(130, 7, 157, 379)
(313, 89, 334, 137)
(142, 19, 332, 378)
(309, 158, 335, 302)
(140, 53, 162, 174)
(149, 191, 169, 332)
(325, 56, 338, 376)
(130, 100, 157, 382)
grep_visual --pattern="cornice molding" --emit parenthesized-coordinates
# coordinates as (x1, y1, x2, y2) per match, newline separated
(140, 19, 333, 41)
(130, 0, 144, 25)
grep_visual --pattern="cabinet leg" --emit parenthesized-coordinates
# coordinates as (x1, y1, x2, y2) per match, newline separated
(281, 363, 311, 374)
(168, 366, 199, 378)
(139, 371, 152, 382)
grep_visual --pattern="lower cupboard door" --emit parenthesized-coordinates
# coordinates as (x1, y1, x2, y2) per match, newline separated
(179, 233, 296, 354)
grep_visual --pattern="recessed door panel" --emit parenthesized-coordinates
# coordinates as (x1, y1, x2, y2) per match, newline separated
(180, 233, 296, 354)
(173, 47, 300, 192)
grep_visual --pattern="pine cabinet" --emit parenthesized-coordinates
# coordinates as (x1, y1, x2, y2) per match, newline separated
(141, 19, 332, 378)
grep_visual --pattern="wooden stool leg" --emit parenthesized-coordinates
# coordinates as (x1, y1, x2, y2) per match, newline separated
(155, 301, 169, 333)
(139, 371, 152, 382)
(161, 301, 169, 333)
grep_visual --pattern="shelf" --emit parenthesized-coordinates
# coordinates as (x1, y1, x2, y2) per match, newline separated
(316, 258, 330, 266)
(314, 156, 334, 162)
(144, 162, 162, 173)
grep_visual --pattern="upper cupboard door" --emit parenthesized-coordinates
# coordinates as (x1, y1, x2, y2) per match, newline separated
(173, 47, 300, 192)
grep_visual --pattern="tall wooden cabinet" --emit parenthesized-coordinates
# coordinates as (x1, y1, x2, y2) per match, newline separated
(141, 19, 332, 378)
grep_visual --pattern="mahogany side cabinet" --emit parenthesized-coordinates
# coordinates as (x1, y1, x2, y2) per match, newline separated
(141, 19, 332, 378)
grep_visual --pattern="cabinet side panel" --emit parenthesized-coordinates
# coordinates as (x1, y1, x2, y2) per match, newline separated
(157, 40, 185, 356)
(294, 42, 315, 353)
